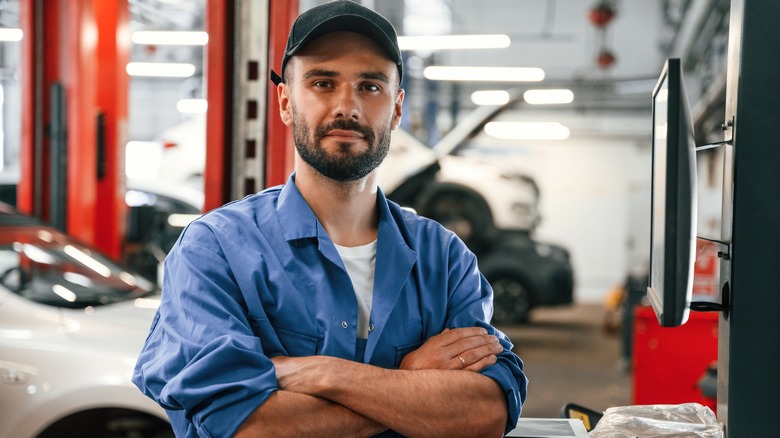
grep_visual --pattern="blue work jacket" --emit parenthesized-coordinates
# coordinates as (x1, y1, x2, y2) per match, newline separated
(133, 174, 527, 437)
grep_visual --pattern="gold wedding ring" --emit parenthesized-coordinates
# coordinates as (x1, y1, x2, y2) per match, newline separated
(457, 354, 466, 367)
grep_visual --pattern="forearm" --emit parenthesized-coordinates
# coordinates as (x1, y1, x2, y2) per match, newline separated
(288, 358, 507, 438)
(234, 389, 386, 438)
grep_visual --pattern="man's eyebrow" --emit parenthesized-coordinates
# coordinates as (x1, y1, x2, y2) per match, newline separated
(359, 71, 391, 84)
(301, 69, 391, 84)
(302, 68, 338, 79)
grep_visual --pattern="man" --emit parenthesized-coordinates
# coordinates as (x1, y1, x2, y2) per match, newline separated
(133, 1, 527, 437)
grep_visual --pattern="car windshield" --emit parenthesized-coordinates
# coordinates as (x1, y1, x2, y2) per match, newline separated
(0, 226, 157, 308)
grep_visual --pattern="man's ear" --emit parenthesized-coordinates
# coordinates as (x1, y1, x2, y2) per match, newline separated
(391, 88, 405, 129)
(277, 83, 293, 126)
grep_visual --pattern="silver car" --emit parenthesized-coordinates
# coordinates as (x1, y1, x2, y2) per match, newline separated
(0, 203, 172, 438)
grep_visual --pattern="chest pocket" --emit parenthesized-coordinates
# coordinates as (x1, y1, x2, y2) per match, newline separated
(249, 316, 319, 357)
(276, 326, 319, 356)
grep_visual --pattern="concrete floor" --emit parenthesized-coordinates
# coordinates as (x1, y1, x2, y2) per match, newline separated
(498, 303, 632, 419)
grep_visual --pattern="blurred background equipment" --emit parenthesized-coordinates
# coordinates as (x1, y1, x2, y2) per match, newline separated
(381, 128, 574, 324)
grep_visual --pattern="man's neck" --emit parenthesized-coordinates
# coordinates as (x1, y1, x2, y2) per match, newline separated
(294, 166, 380, 247)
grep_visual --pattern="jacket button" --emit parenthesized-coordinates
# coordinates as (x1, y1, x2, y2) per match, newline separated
(341, 321, 348, 328)
(368, 324, 375, 332)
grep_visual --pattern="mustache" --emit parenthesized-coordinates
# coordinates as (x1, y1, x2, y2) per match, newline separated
(316, 119, 375, 143)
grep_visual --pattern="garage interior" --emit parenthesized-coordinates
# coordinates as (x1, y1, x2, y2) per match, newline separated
(1, 0, 779, 437)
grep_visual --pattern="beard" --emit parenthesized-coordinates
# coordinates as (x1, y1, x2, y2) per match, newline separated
(292, 110, 392, 182)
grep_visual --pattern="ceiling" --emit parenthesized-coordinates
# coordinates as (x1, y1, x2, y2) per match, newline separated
(362, 0, 667, 114)
(298, 0, 730, 143)
(127, 0, 730, 143)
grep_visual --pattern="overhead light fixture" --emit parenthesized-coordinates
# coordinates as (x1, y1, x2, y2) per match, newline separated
(176, 99, 208, 114)
(484, 121, 571, 140)
(471, 90, 510, 106)
(131, 31, 209, 46)
(398, 34, 510, 51)
(126, 62, 196, 78)
(523, 89, 574, 105)
(0, 28, 22, 42)
(423, 66, 545, 82)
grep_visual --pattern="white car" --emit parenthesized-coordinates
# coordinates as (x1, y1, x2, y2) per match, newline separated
(380, 129, 573, 324)
(0, 203, 172, 437)
(380, 128, 541, 253)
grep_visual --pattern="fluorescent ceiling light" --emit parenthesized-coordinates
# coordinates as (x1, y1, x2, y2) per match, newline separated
(398, 34, 510, 51)
(0, 28, 22, 42)
(523, 89, 574, 105)
(471, 90, 510, 106)
(176, 99, 208, 114)
(132, 31, 209, 46)
(484, 121, 571, 140)
(126, 62, 196, 77)
(423, 66, 545, 82)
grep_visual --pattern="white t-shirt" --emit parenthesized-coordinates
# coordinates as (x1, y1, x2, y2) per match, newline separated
(334, 240, 377, 339)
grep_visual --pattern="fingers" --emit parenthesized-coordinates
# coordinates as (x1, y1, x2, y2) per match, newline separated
(446, 333, 501, 355)
(399, 327, 504, 371)
(435, 327, 491, 348)
(445, 332, 503, 371)
(454, 340, 503, 368)
(464, 354, 498, 372)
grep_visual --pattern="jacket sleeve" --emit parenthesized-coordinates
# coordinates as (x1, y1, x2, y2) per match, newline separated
(132, 221, 276, 438)
(443, 233, 529, 435)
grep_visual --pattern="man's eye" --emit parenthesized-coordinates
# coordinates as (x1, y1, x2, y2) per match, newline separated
(363, 83, 381, 92)
(313, 80, 332, 88)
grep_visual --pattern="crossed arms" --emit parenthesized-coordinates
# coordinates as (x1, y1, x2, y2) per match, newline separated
(235, 327, 508, 438)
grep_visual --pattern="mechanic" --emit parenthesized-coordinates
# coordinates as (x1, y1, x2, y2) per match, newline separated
(132, 1, 527, 437)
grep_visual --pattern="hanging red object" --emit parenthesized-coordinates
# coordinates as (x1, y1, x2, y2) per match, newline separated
(597, 49, 616, 69)
(589, 3, 616, 27)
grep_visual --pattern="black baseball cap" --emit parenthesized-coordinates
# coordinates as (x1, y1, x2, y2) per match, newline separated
(270, 0, 403, 86)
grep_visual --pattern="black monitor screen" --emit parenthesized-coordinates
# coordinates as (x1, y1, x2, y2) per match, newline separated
(647, 58, 697, 327)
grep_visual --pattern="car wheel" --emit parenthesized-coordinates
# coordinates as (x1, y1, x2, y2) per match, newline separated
(489, 274, 533, 325)
(37, 409, 173, 438)
(417, 187, 495, 254)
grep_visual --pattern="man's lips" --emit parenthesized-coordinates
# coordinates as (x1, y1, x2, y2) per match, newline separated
(325, 129, 365, 140)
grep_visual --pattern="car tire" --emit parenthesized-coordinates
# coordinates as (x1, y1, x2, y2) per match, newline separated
(416, 185, 496, 254)
(479, 252, 535, 325)
(37, 409, 173, 438)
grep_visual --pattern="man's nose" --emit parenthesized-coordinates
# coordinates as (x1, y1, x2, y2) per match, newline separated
(331, 86, 361, 120)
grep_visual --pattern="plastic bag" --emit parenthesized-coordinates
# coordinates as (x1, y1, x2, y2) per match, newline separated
(589, 402, 724, 437)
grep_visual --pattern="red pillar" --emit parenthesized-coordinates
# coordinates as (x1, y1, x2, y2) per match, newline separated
(19, 0, 60, 219)
(265, 0, 298, 187)
(64, 0, 98, 245)
(93, 0, 130, 259)
(19, 0, 127, 258)
(203, 0, 233, 212)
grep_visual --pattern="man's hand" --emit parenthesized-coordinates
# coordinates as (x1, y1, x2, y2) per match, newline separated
(400, 327, 503, 372)
(272, 355, 329, 395)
